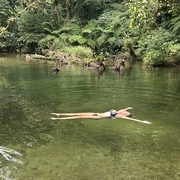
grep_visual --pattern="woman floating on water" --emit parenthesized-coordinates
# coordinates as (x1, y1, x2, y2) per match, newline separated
(51, 107, 151, 124)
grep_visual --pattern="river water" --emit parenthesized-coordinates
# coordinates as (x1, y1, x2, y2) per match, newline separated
(0, 54, 180, 180)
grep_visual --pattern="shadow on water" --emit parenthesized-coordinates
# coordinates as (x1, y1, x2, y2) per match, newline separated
(0, 54, 180, 179)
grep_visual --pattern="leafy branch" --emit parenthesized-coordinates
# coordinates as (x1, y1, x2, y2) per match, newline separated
(0, 0, 42, 37)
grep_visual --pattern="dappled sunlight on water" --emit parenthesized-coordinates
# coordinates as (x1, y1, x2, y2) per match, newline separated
(0, 54, 180, 179)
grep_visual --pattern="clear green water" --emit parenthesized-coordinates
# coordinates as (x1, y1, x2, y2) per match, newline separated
(0, 54, 180, 180)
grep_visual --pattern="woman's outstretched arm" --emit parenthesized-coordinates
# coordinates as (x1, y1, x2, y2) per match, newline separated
(117, 116, 151, 124)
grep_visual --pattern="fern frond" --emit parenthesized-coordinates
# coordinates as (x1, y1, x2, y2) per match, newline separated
(82, 29, 92, 34)
(107, 37, 116, 45)
(46, 35, 56, 41)
(52, 30, 60, 35)
(42, 22, 54, 33)
(59, 26, 72, 33)
(68, 35, 83, 43)
(58, 23, 81, 34)
(78, 38, 87, 45)
(87, 39, 96, 49)
(173, 21, 180, 34)
(97, 34, 107, 47)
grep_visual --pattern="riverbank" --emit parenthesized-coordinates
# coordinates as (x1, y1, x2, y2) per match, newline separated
(26, 49, 134, 72)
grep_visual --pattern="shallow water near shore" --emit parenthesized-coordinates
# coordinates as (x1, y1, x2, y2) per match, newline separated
(0, 54, 180, 179)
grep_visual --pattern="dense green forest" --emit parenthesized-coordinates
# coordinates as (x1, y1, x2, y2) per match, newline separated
(0, 0, 180, 67)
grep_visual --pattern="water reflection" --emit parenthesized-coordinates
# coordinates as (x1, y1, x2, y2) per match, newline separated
(0, 55, 180, 179)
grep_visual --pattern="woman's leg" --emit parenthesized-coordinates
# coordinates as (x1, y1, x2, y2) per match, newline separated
(51, 115, 102, 120)
(51, 112, 97, 116)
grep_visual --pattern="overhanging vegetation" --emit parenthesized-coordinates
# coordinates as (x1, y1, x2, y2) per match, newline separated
(0, 0, 180, 67)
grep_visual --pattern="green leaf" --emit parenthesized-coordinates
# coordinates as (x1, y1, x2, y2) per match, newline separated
(87, 39, 96, 49)
(97, 34, 107, 47)
(78, 38, 87, 45)
(82, 29, 92, 34)
(107, 37, 116, 45)
(68, 35, 83, 43)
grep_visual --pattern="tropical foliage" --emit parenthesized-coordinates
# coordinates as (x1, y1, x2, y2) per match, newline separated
(0, 0, 180, 66)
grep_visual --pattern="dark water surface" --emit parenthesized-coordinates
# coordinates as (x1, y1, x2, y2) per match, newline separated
(0, 54, 180, 180)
